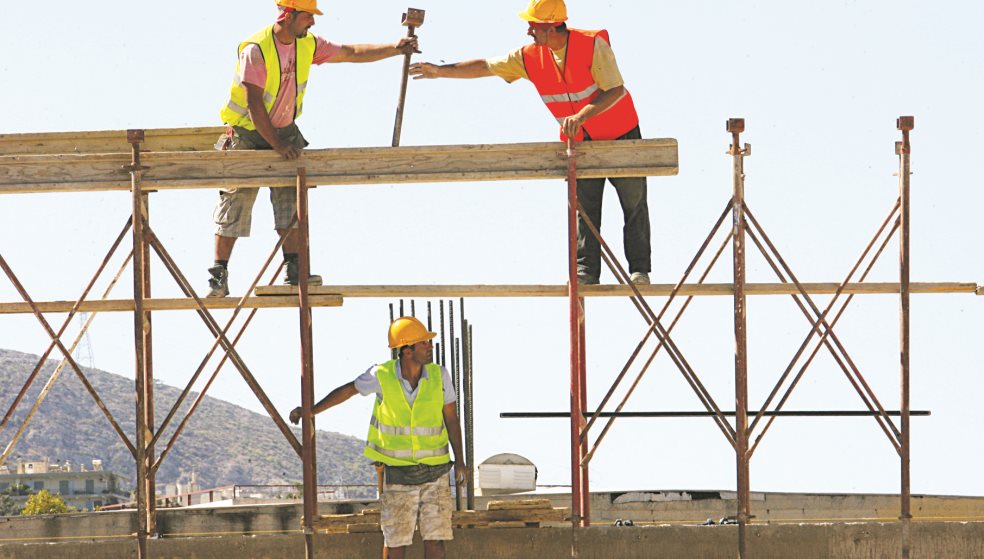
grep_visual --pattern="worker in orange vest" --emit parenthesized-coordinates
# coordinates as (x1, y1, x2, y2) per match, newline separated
(208, 0, 418, 297)
(409, 0, 652, 286)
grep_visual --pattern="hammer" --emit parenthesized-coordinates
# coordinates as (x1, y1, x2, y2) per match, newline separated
(391, 7, 425, 147)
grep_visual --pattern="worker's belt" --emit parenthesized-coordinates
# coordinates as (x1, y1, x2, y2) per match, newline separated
(385, 462, 453, 485)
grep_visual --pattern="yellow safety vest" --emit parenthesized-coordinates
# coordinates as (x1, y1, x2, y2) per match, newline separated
(219, 26, 315, 130)
(364, 360, 451, 467)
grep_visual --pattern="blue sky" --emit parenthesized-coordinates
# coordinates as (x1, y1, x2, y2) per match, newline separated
(1, 1, 982, 495)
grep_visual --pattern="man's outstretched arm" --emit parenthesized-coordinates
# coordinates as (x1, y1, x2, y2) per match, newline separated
(409, 59, 494, 79)
(289, 381, 358, 424)
(330, 37, 419, 63)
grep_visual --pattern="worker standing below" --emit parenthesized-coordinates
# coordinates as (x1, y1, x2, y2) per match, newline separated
(208, 0, 419, 297)
(290, 317, 467, 559)
(408, 0, 652, 286)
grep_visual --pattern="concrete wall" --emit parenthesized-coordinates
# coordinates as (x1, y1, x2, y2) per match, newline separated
(2, 522, 984, 559)
(1, 491, 982, 542)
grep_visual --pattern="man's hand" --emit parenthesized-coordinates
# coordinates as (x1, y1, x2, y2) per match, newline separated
(289, 406, 303, 425)
(396, 36, 419, 55)
(409, 62, 439, 80)
(562, 114, 586, 140)
(453, 462, 469, 484)
(274, 143, 301, 160)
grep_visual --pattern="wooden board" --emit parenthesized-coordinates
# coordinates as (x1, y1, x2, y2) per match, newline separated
(487, 498, 555, 511)
(0, 138, 679, 194)
(255, 282, 979, 298)
(0, 295, 343, 315)
(0, 127, 225, 155)
(312, 501, 571, 533)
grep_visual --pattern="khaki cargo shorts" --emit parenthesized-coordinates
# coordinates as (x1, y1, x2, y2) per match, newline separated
(212, 123, 308, 237)
(380, 476, 453, 548)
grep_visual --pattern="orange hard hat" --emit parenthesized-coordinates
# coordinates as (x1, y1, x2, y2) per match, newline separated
(518, 0, 568, 24)
(276, 0, 323, 16)
(388, 317, 437, 349)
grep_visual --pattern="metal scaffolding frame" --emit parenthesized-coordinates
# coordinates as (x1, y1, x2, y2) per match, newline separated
(0, 117, 976, 559)
(556, 117, 923, 558)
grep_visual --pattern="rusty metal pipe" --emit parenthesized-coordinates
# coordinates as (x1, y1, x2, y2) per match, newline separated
(296, 168, 318, 559)
(0, 250, 133, 466)
(582, 230, 737, 464)
(144, 227, 302, 456)
(897, 115, 914, 559)
(582, 201, 734, 437)
(392, 8, 424, 147)
(0, 216, 132, 434)
(151, 217, 295, 448)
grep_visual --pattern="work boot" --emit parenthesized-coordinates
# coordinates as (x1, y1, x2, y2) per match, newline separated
(283, 260, 323, 287)
(629, 272, 651, 285)
(206, 265, 229, 297)
(577, 273, 599, 286)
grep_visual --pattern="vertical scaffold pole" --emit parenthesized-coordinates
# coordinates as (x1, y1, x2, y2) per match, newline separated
(896, 115, 914, 559)
(296, 169, 318, 559)
(142, 187, 156, 538)
(727, 118, 751, 559)
(566, 138, 586, 558)
(127, 129, 150, 559)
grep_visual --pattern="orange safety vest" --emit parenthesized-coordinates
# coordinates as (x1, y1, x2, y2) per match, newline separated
(522, 29, 639, 142)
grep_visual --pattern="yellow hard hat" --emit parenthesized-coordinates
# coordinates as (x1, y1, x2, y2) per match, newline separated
(276, 0, 323, 16)
(518, 0, 568, 24)
(388, 317, 437, 349)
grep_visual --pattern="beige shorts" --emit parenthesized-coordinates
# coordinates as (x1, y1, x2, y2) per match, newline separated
(380, 476, 453, 548)
(212, 123, 307, 238)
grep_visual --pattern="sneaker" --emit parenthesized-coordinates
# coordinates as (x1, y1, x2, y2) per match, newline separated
(206, 265, 229, 297)
(576, 273, 599, 286)
(284, 260, 323, 287)
(630, 272, 651, 285)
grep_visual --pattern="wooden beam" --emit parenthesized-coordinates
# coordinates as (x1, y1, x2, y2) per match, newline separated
(0, 138, 679, 194)
(3, 282, 970, 315)
(0, 295, 342, 315)
(254, 282, 979, 298)
(0, 127, 225, 156)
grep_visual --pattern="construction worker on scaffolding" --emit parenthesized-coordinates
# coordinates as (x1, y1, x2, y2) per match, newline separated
(290, 316, 467, 559)
(409, 0, 652, 286)
(207, 0, 418, 297)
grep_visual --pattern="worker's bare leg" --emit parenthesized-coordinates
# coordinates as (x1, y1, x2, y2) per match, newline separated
(423, 540, 446, 559)
(277, 228, 299, 255)
(386, 546, 406, 559)
(214, 234, 237, 261)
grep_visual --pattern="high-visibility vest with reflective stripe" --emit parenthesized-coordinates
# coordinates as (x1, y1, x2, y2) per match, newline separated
(522, 29, 639, 142)
(363, 360, 450, 467)
(219, 26, 315, 130)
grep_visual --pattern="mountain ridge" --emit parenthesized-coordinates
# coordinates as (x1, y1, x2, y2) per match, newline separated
(0, 348, 374, 491)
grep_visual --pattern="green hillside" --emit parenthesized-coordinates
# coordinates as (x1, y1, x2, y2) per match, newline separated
(0, 349, 374, 491)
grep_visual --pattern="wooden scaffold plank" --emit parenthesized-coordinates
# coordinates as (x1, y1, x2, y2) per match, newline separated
(0, 126, 225, 156)
(0, 138, 679, 194)
(0, 283, 974, 315)
(0, 295, 343, 315)
(254, 281, 979, 298)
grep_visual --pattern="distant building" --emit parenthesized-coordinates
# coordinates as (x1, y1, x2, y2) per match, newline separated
(0, 459, 129, 511)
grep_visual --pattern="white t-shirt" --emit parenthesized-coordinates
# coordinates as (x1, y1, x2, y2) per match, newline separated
(354, 361, 457, 408)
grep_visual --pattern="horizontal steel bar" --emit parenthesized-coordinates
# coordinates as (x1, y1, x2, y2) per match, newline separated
(255, 282, 977, 298)
(0, 138, 679, 194)
(502, 410, 931, 418)
(0, 295, 342, 315)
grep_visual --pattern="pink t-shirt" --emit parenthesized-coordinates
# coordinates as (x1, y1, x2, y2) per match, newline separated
(239, 34, 342, 128)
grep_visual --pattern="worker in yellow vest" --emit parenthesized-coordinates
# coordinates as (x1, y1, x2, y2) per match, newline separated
(208, 0, 418, 297)
(409, 0, 652, 286)
(290, 316, 467, 559)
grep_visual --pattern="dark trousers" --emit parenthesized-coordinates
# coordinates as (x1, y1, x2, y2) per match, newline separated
(576, 126, 652, 279)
